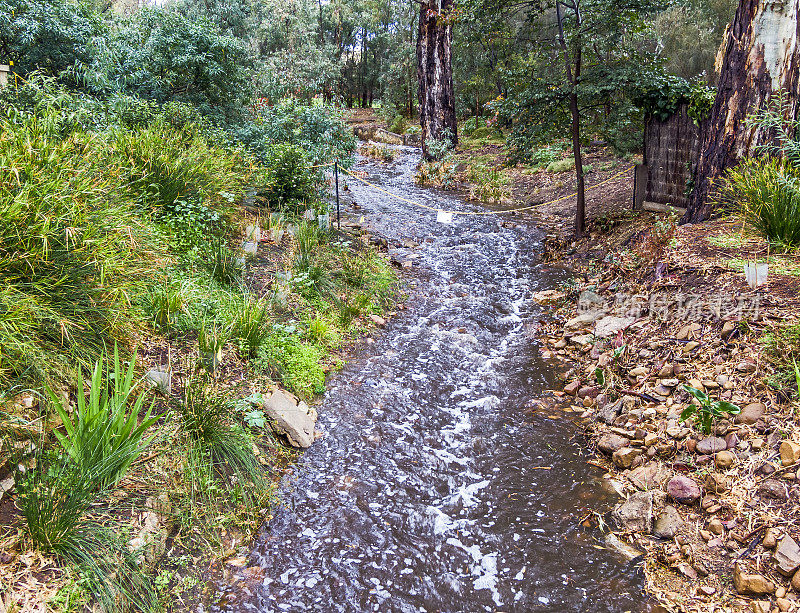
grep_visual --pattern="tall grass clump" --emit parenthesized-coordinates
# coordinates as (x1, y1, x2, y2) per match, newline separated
(719, 158, 800, 251)
(174, 375, 265, 509)
(18, 459, 157, 612)
(0, 107, 164, 392)
(48, 346, 158, 490)
(229, 299, 271, 358)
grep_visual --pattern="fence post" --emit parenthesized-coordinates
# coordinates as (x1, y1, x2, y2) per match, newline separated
(334, 160, 341, 230)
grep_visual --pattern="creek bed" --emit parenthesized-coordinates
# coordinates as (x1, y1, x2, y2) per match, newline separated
(214, 147, 657, 612)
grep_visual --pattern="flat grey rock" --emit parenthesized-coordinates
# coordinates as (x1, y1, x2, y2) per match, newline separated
(264, 389, 317, 448)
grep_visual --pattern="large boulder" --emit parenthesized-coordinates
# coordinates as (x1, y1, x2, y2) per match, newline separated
(263, 389, 318, 448)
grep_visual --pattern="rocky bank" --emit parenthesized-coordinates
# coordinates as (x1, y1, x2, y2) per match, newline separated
(535, 217, 800, 613)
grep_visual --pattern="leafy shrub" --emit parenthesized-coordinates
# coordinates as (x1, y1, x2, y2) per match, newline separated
(255, 330, 325, 398)
(0, 0, 106, 82)
(243, 97, 356, 166)
(48, 347, 158, 490)
(462, 117, 479, 136)
(469, 126, 493, 140)
(259, 143, 317, 209)
(96, 6, 253, 121)
(528, 145, 564, 168)
(719, 158, 800, 251)
(546, 158, 575, 173)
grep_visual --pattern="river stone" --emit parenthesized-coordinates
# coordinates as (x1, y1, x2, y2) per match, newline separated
(612, 447, 640, 469)
(263, 389, 317, 448)
(667, 475, 701, 505)
(733, 564, 775, 595)
(774, 535, 800, 576)
(604, 533, 643, 560)
(628, 462, 672, 490)
(735, 402, 765, 425)
(532, 290, 566, 305)
(780, 441, 800, 466)
(570, 334, 594, 347)
(758, 479, 789, 501)
(565, 310, 605, 331)
(612, 491, 653, 533)
(598, 433, 629, 455)
(594, 316, 636, 338)
(598, 399, 622, 425)
(715, 450, 736, 469)
(653, 505, 683, 539)
(696, 436, 727, 455)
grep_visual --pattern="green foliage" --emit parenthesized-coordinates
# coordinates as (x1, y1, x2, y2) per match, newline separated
(48, 347, 157, 490)
(0, 0, 105, 81)
(243, 98, 356, 166)
(255, 329, 325, 398)
(425, 128, 456, 161)
(96, 6, 253, 121)
(108, 120, 245, 216)
(634, 73, 716, 124)
(389, 115, 409, 134)
(651, 0, 737, 83)
(719, 158, 800, 252)
(147, 280, 187, 329)
(680, 385, 740, 434)
(18, 459, 157, 612)
(547, 159, 575, 173)
(0, 105, 163, 391)
(748, 92, 800, 168)
(209, 237, 243, 285)
(258, 143, 317, 209)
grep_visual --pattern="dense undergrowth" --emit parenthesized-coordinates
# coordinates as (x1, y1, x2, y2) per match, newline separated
(0, 76, 395, 611)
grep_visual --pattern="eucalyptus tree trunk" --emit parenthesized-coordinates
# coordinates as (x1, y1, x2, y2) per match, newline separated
(556, 1, 586, 237)
(687, 0, 800, 222)
(417, 0, 458, 159)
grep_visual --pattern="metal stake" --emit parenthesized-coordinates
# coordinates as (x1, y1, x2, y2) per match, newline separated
(335, 160, 341, 230)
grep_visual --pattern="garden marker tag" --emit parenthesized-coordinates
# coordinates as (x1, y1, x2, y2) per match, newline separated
(436, 210, 454, 224)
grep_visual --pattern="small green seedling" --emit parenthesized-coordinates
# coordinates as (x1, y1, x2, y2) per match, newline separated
(794, 359, 800, 396)
(680, 385, 740, 435)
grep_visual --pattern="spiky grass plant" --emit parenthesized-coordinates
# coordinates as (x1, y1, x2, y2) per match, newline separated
(209, 236, 242, 286)
(148, 280, 186, 329)
(48, 346, 158, 490)
(174, 374, 266, 510)
(228, 299, 271, 358)
(719, 157, 800, 251)
(18, 458, 157, 612)
(0, 108, 165, 392)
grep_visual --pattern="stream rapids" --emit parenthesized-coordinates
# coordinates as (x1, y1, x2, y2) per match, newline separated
(214, 146, 655, 612)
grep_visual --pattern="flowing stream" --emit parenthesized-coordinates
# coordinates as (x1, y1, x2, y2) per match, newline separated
(215, 147, 657, 612)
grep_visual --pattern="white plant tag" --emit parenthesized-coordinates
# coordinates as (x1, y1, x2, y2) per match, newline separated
(436, 210, 454, 224)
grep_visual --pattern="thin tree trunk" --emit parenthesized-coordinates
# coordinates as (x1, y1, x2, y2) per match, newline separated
(557, 1, 586, 236)
(417, 0, 458, 159)
(687, 0, 800, 222)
